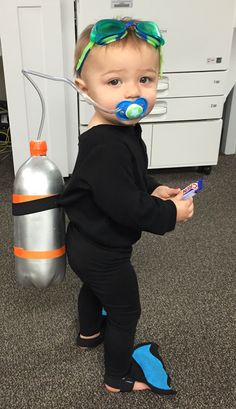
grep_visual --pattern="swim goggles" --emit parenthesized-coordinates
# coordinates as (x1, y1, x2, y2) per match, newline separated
(76, 19, 165, 74)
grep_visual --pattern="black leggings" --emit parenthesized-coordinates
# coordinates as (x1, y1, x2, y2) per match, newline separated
(66, 223, 141, 381)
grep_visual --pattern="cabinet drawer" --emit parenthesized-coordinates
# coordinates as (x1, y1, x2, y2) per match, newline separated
(141, 96, 224, 123)
(149, 120, 222, 168)
(157, 71, 227, 98)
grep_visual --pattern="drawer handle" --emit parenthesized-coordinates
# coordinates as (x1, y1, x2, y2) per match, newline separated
(150, 104, 167, 116)
(157, 76, 169, 92)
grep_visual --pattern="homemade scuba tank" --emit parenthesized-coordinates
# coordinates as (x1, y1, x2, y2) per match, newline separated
(12, 64, 148, 288)
(12, 140, 66, 288)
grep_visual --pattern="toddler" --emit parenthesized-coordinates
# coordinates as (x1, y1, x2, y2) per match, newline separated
(60, 17, 194, 393)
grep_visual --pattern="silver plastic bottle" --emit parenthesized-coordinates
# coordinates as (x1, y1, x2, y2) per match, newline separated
(12, 140, 66, 288)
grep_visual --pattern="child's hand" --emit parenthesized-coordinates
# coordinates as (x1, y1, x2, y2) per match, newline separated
(170, 190, 194, 222)
(151, 185, 181, 200)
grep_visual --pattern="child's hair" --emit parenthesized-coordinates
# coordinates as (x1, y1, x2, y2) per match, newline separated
(74, 17, 161, 77)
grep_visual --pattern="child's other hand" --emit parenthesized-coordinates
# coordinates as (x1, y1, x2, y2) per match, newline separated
(170, 190, 194, 222)
(151, 185, 181, 200)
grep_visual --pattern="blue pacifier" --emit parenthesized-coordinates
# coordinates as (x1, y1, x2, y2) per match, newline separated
(116, 97, 148, 120)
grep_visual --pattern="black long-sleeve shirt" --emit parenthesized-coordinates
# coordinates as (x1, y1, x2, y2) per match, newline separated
(59, 123, 176, 249)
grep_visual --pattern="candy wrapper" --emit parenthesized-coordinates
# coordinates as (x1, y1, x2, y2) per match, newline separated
(182, 179, 203, 200)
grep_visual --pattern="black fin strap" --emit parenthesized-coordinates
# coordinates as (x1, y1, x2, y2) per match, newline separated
(12, 194, 61, 216)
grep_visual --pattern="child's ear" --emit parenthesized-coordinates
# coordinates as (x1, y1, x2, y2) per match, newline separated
(75, 77, 88, 93)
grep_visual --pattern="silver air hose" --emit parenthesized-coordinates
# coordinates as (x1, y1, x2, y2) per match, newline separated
(22, 69, 119, 140)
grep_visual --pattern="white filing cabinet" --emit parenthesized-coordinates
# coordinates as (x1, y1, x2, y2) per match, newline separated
(77, 0, 236, 172)
(142, 71, 226, 169)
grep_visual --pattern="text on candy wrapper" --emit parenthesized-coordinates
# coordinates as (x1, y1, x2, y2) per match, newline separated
(183, 182, 199, 195)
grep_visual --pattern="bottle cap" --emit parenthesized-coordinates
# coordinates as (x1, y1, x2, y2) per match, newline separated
(29, 140, 47, 156)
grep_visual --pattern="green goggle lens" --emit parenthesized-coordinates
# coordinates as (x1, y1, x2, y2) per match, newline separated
(138, 21, 162, 38)
(91, 19, 125, 43)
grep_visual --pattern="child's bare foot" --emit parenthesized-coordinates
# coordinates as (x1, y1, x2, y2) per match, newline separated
(105, 381, 151, 393)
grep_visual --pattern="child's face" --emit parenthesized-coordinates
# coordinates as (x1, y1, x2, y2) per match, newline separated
(76, 40, 159, 125)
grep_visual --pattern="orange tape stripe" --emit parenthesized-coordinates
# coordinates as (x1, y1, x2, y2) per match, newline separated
(12, 194, 56, 203)
(14, 246, 66, 259)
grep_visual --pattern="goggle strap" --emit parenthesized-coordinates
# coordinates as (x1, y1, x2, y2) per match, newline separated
(76, 40, 95, 72)
(100, 32, 127, 44)
(159, 47, 163, 79)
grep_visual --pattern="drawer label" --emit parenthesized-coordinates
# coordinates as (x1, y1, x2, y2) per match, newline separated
(111, 0, 133, 7)
(207, 57, 222, 64)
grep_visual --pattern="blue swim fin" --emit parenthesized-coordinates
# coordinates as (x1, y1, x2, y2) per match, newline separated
(130, 342, 176, 395)
(102, 307, 107, 316)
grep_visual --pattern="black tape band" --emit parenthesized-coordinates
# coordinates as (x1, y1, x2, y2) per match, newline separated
(12, 195, 61, 216)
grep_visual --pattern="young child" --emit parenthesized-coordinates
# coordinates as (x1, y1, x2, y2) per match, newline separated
(60, 18, 194, 393)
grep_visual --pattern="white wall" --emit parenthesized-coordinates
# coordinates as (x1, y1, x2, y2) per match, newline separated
(0, 0, 78, 176)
